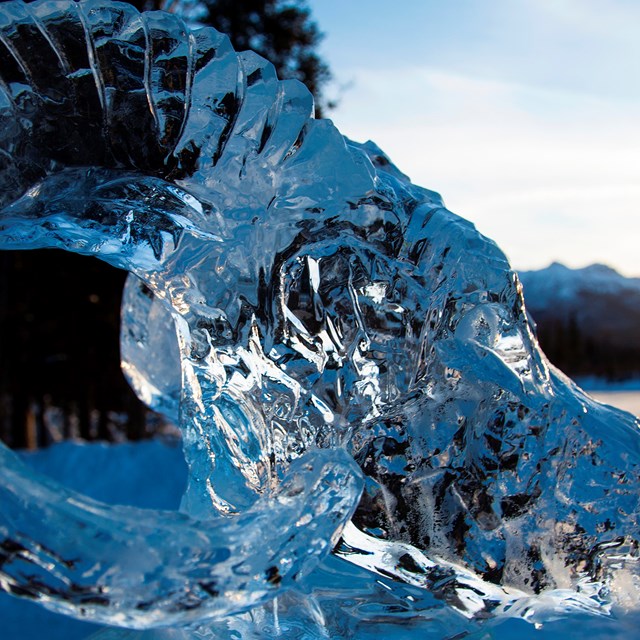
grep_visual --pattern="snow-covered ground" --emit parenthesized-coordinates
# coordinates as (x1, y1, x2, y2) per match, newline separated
(2, 432, 639, 639)
(1, 439, 187, 640)
(575, 377, 640, 418)
(15, 438, 187, 509)
(575, 376, 640, 392)
(588, 390, 640, 418)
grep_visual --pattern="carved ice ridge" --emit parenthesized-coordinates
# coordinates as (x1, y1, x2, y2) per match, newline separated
(0, 1, 638, 637)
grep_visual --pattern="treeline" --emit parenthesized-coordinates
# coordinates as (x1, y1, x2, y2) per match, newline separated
(0, 251, 159, 449)
(534, 313, 640, 382)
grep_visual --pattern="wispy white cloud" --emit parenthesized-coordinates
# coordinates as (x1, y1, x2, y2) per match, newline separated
(325, 64, 640, 276)
(312, 1, 640, 275)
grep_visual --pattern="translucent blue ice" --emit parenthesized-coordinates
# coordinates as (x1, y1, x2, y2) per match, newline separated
(0, 1, 638, 637)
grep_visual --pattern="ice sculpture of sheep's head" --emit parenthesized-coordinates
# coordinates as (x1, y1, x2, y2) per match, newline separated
(0, 0, 638, 630)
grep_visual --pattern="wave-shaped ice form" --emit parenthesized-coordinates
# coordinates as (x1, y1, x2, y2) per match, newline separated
(0, 1, 639, 636)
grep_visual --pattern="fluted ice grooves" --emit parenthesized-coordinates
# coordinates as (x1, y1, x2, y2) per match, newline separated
(0, 0, 310, 205)
(0, 0, 639, 635)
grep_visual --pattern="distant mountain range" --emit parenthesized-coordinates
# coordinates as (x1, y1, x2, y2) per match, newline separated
(518, 263, 640, 381)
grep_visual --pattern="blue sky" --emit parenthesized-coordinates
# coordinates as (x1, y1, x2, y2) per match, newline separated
(308, 0, 640, 276)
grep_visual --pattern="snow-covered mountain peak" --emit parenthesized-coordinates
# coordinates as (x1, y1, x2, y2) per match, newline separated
(517, 262, 640, 362)
(519, 262, 640, 307)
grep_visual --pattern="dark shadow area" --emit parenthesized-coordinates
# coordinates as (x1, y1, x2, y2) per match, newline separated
(531, 310, 640, 383)
(0, 250, 153, 448)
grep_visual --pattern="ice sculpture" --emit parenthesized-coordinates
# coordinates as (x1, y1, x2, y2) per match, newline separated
(0, 0, 638, 637)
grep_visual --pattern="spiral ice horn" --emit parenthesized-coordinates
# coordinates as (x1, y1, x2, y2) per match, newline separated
(0, 446, 362, 626)
(0, 0, 639, 633)
(0, 0, 363, 626)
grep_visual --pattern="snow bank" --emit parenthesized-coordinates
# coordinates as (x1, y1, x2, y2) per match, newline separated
(2, 439, 187, 640)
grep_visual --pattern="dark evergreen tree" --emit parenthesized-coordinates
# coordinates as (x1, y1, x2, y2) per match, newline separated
(132, 0, 332, 116)
(0, 250, 147, 448)
(0, 0, 332, 114)
(534, 313, 640, 382)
